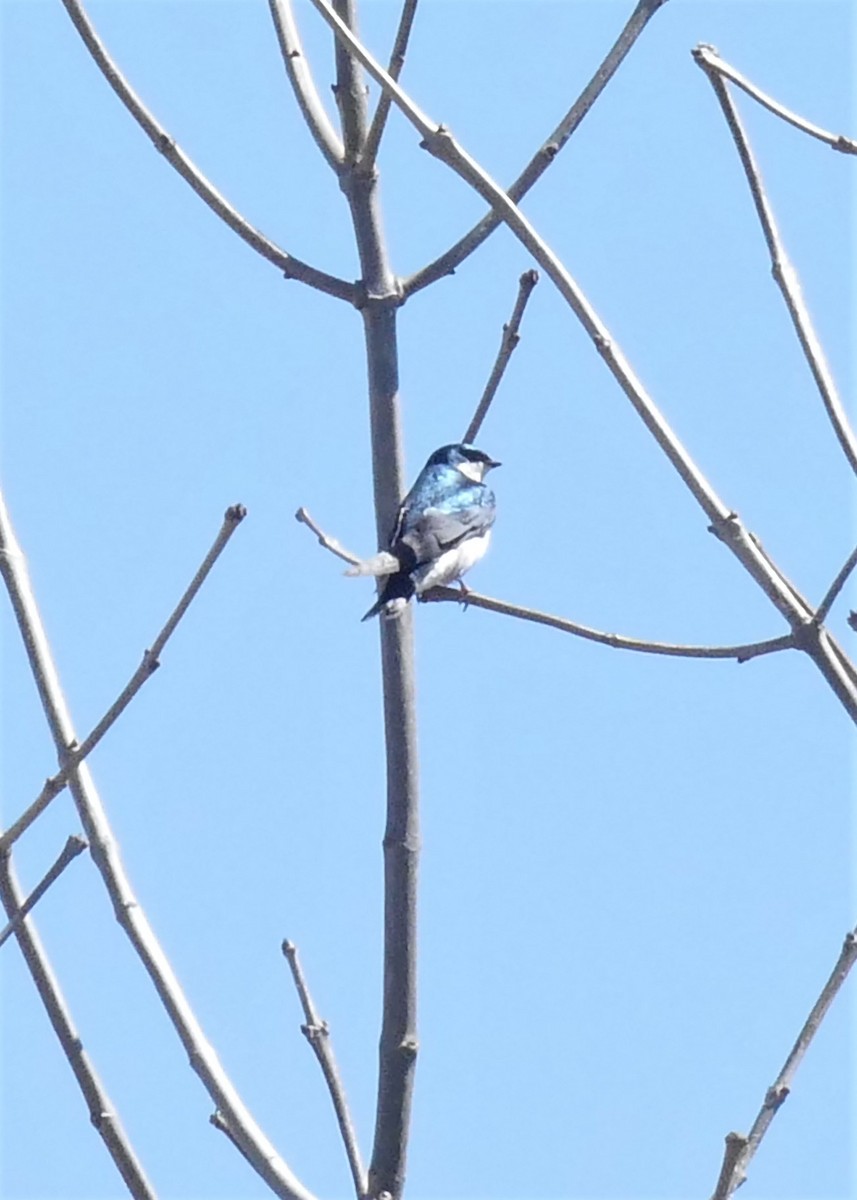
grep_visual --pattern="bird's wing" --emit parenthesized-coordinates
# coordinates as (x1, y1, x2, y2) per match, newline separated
(402, 501, 495, 564)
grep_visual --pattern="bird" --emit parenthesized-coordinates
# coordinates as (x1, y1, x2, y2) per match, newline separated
(349, 442, 500, 621)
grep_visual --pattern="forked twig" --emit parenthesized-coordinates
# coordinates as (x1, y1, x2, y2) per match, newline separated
(363, 0, 419, 170)
(308, 0, 857, 722)
(404, 0, 669, 296)
(58, 0, 355, 304)
(0, 505, 247, 853)
(694, 45, 857, 154)
(0, 836, 87, 950)
(710, 927, 857, 1199)
(0, 491, 316, 1200)
(693, 45, 857, 476)
(463, 269, 538, 444)
(268, 0, 345, 170)
(0, 852, 155, 1198)
(282, 941, 367, 1199)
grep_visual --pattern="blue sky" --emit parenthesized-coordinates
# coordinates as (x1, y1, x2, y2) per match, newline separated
(1, 1, 854, 1198)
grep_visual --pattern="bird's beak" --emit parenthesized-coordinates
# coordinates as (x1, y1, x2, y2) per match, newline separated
(488, 459, 501, 470)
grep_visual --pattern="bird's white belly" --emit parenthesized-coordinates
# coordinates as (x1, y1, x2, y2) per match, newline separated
(414, 531, 491, 594)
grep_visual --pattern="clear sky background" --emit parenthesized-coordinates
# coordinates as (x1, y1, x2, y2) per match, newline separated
(1, 1, 854, 1198)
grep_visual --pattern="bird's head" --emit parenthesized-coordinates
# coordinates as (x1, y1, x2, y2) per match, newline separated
(427, 443, 501, 483)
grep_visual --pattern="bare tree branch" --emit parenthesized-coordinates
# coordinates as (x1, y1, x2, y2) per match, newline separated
(0, 853, 156, 1198)
(332, 0, 369, 163)
(295, 507, 793, 663)
(324, 7, 418, 1197)
(0, 837, 87, 950)
(693, 45, 857, 154)
(0, 505, 247, 853)
(295, 506, 362, 567)
(463, 268, 538, 444)
(693, 45, 857, 476)
(362, 0, 420, 171)
(404, 0, 669, 296)
(58, 0, 355, 304)
(0, 493, 317, 1200)
(815, 543, 857, 627)
(306, 2, 737, 524)
(282, 941, 367, 1199)
(423, 589, 796, 662)
(308, 0, 857, 723)
(268, 0, 345, 170)
(710, 926, 857, 1199)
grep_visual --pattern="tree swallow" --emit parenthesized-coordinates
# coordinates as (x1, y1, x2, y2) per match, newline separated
(350, 443, 500, 621)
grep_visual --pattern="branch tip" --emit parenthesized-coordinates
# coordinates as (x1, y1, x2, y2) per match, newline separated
(0, 835, 89, 950)
(296, 507, 362, 567)
(463, 267, 540, 442)
(283, 936, 366, 1195)
(0, 500, 246, 852)
(697, 44, 857, 473)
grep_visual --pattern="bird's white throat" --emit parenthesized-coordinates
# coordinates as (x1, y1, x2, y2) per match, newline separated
(456, 460, 490, 483)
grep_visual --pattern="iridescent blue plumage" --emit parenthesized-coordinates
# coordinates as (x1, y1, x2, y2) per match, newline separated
(358, 443, 500, 621)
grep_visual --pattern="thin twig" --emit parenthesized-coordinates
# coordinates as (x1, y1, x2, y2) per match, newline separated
(308, 0, 857, 723)
(424, 589, 796, 662)
(709, 927, 857, 1199)
(297, 506, 397, 577)
(463, 269, 538, 444)
(0, 505, 247, 853)
(693, 46, 857, 476)
(282, 941, 367, 1199)
(694, 45, 857, 154)
(814, 544, 857, 627)
(0, 492, 317, 1200)
(268, 0, 345, 170)
(58, 0, 355, 304)
(295, 506, 361, 567)
(0, 853, 156, 1198)
(404, 0, 669, 296)
(0, 837, 87, 950)
(362, 0, 419, 170)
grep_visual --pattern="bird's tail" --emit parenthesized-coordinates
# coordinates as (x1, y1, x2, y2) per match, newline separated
(361, 571, 415, 621)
